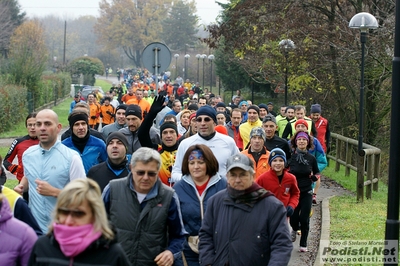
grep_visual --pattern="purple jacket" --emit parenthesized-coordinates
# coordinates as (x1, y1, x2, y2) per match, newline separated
(0, 197, 37, 266)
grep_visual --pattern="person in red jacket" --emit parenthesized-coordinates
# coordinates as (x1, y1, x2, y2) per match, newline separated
(3, 113, 39, 183)
(310, 104, 330, 153)
(256, 148, 300, 219)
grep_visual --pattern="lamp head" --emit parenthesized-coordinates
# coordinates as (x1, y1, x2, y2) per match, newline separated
(349, 12, 378, 32)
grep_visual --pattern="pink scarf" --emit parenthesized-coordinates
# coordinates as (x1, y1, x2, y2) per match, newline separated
(53, 223, 102, 258)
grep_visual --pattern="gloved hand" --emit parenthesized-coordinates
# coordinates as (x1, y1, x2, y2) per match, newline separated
(90, 116, 97, 119)
(149, 95, 166, 115)
(311, 175, 319, 182)
(106, 111, 112, 115)
(286, 206, 294, 217)
(143, 110, 148, 119)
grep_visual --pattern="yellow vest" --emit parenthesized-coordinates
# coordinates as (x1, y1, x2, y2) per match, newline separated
(1, 186, 21, 213)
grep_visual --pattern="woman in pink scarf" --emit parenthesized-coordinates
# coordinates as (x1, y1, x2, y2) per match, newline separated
(28, 179, 130, 266)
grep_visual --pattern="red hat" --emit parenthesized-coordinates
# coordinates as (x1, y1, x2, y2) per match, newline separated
(189, 112, 197, 121)
(295, 119, 308, 130)
(215, 125, 228, 135)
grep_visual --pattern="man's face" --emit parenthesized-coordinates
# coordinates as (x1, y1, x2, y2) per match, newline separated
(136, 91, 143, 101)
(259, 108, 267, 118)
(36, 111, 61, 148)
(196, 115, 215, 137)
(263, 121, 277, 139)
(267, 104, 274, 111)
(107, 139, 126, 162)
(169, 94, 175, 101)
(280, 107, 286, 117)
(143, 91, 149, 97)
(227, 168, 254, 190)
(286, 108, 295, 120)
(116, 109, 126, 125)
(131, 161, 159, 194)
(216, 113, 226, 125)
(161, 128, 178, 147)
(198, 99, 207, 107)
(310, 113, 321, 122)
(240, 103, 248, 111)
(126, 115, 141, 132)
(247, 109, 259, 123)
(190, 117, 197, 133)
(104, 100, 110, 106)
(295, 124, 308, 132)
(230, 111, 242, 127)
(72, 120, 88, 138)
(250, 135, 264, 152)
(173, 101, 182, 113)
(26, 117, 37, 138)
(128, 88, 133, 95)
(234, 97, 241, 105)
(295, 109, 305, 120)
(74, 97, 80, 103)
(87, 94, 95, 103)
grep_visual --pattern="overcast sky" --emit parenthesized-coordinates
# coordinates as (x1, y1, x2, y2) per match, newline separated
(18, 0, 227, 24)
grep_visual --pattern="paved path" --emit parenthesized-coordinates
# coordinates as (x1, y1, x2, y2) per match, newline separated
(288, 176, 351, 265)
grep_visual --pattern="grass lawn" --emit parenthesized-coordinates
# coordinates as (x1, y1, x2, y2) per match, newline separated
(324, 164, 388, 242)
(95, 79, 112, 91)
(0, 97, 72, 139)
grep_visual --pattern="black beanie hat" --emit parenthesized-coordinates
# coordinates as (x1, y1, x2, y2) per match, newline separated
(116, 104, 127, 112)
(160, 121, 178, 135)
(247, 105, 260, 115)
(196, 105, 217, 124)
(68, 113, 88, 129)
(125, 104, 142, 119)
(188, 104, 199, 111)
(216, 102, 226, 108)
(106, 132, 129, 149)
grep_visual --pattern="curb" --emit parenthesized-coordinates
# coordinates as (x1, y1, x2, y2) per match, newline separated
(314, 195, 334, 266)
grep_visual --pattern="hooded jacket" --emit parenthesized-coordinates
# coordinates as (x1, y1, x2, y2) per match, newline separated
(0, 197, 37, 266)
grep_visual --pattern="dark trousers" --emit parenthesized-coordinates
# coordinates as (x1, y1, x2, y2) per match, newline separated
(290, 190, 313, 247)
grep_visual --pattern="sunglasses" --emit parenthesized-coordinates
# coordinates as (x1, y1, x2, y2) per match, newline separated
(196, 117, 212, 122)
(58, 208, 87, 218)
(135, 170, 158, 178)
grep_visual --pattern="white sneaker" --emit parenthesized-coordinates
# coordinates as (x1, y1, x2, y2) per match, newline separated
(299, 246, 308, 252)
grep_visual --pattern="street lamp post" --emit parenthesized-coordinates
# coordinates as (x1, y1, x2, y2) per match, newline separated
(201, 54, 207, 88)
(184, 54, 190, 81)
(384, 1, 400, 260)
(208, 54, 215, 93)
(349, 13, 378, 154)
(174, 54, 179, 79)
(278, 39, 296, 105)
(196, 54, 201, 82)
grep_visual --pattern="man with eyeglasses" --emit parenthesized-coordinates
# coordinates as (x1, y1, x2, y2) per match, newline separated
(102, 147, 186, 266)
(171, 105, 239, 182)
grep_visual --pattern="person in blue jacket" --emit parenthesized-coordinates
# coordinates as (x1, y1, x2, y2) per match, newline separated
(62, 111, 107, 174)
(174, 144, 227, 266)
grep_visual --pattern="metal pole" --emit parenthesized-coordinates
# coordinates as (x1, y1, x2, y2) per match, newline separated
(197, 59, 200, 82)
(202, 59, 205, 88)
(210, 61, 213, 93)
(358, 31, 366, 154)
(384, 0, 400, 261)
(63, 21, 66, 65)
(284, 52, 288, 105)
(154, 47, 159, 96)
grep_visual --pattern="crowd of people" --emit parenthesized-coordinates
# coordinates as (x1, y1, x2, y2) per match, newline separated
(0, 69, 331, 265)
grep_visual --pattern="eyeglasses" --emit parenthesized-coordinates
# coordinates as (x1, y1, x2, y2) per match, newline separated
(135, 170, 158, 178)
(58, 208, 87, 218)
(196, 117, 212, 123)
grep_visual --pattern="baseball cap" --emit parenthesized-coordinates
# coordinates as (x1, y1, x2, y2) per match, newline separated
(226, 153, 254, 173)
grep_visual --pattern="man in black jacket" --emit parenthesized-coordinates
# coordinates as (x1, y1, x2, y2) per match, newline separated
(87, 132, 130, 191)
